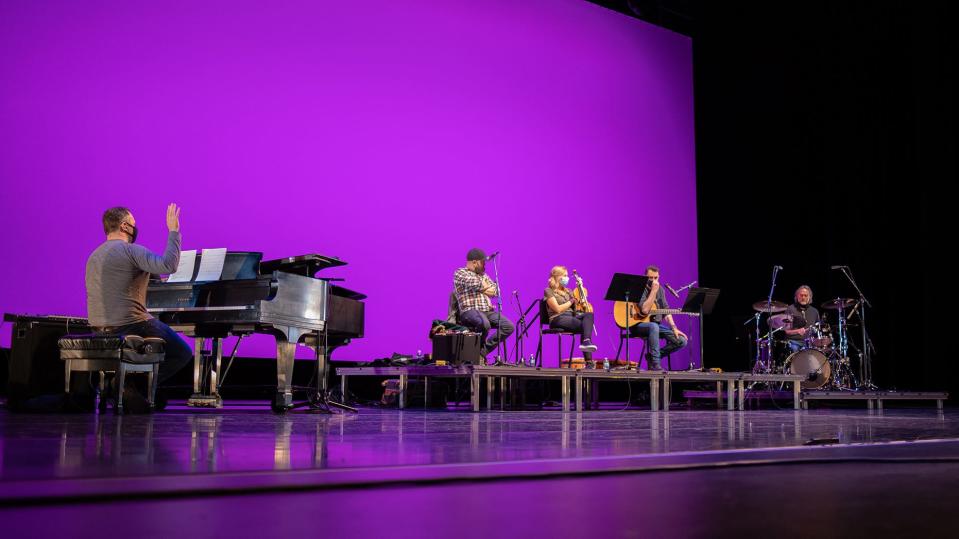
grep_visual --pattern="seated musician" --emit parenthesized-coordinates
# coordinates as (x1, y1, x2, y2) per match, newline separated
(629, 265, 688, 370)
(85, 205, 193, 408)
(544, 266, 598, 364)
(784, 285, 820, 353)
(453, 248, 515, 359)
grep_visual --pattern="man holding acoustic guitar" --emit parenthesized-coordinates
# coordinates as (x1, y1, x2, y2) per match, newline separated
(622, 265, 689, 370)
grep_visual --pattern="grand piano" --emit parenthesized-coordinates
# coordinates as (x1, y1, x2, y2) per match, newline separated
(146, 253, 364, 412)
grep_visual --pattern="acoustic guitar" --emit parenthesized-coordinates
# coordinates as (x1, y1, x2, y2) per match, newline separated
(613, 302, 699, 328)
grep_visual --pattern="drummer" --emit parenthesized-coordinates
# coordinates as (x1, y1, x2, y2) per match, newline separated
(784, 285, 821, 353)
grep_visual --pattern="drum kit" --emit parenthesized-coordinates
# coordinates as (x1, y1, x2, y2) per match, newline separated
(751, 298, 861, 390)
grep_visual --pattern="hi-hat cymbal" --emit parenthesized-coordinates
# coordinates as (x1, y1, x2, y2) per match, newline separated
(753, 300, 788, 313)
(768, 313, 793, 330)
(821, 298, 856, 310)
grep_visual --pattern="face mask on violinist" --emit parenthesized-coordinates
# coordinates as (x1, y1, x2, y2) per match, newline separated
(559, 276, 570, 287)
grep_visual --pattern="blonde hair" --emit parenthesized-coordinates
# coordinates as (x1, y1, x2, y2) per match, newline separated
(547, 266, 568, 290)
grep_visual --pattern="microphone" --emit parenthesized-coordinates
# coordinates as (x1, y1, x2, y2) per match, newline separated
(774, 265, 783, 270)
(485, 251, 500, 261)
(666, 284, 680, 299)
(512, 290, 518, 297)
(830, 265, 847, 270)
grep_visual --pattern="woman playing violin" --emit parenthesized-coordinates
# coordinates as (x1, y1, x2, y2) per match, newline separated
(544, 266, 598, 363)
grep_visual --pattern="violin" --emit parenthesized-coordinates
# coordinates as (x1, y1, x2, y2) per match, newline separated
(571, 269, 593, 313)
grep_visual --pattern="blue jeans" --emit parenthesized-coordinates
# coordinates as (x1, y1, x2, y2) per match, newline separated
(459, 309, 515, 353)
(786, 339, 804, 354)
(629, 322, 687, 366)
(102, 318, 193, 384)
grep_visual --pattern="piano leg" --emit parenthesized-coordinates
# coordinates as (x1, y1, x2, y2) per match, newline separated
(273, 340, 297, 413)
(315, 346, 329, 393)
(188, 337, 223, 408)
(192, 337, 204, 395)
(273, 329, 356, 414)
(212, 338, 223, 395)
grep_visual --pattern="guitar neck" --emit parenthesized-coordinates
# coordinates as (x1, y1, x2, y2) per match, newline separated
(613, 301, 701, 328)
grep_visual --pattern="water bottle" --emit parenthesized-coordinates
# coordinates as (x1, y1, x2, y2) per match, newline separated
(602, 357, 610, 371)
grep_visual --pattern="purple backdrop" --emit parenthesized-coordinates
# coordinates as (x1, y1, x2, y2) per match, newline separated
(0, 0, 697, 367)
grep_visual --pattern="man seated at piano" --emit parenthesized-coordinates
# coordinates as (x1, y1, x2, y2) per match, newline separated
(85, 204, 193, 408)
(630, 265, 688, 370)
(453, 248, 514, 360)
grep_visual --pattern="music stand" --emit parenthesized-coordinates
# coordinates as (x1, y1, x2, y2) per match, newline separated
(604, 273, 651, 371)
(681, 287, 720, 371)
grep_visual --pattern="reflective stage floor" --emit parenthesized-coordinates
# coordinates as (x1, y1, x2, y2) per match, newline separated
(3, 404, 959, 537)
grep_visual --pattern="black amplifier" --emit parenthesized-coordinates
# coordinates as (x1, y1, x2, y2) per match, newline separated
(430, 333, 482, 365)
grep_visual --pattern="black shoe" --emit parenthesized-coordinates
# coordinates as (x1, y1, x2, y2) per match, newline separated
(579, 339, 598, 353)
(153, 390, 169, 411)
(119, 386, 153, 414)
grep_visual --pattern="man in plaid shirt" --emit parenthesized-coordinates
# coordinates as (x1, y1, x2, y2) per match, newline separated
(453, 248, 514, 358)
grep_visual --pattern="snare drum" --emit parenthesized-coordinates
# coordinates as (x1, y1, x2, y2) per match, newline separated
(803, 322, 833, 349)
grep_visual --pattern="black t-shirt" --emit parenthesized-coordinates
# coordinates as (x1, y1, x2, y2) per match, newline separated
(785, 303, 820, 341)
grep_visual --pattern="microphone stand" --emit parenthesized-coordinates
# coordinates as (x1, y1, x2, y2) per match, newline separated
(512, 292, 538, 367)
(758, 267, 781, 376)
(676, 280, 697, 294)
(745, 312, 761, 372)
(489, 254, 508, 366)
(838, 266, 875, 389)
(673, 280, 698, 370)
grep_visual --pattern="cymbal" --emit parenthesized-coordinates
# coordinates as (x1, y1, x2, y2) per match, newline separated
(753, 300, 788, 313)
(768, 313, 793, 330)
(821, 298, 856, 310)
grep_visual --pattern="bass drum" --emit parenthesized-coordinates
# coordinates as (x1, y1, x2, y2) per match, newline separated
(785, 348, 831, 389)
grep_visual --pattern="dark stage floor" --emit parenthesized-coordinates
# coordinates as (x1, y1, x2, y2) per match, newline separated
(3, 404, 959, 537)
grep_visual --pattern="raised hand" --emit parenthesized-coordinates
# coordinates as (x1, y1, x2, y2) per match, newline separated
(166, 203, 181, 232)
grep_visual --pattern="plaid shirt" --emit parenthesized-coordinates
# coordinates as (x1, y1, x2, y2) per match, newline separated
(454, 267, 495, 313)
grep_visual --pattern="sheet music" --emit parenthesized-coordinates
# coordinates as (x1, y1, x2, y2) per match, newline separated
(165, 250, 197, 282)
(195, 248, 227, 281)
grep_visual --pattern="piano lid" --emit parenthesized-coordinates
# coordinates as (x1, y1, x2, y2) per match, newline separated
(331, 284, 367, 301)
(260, 254, 347, 277)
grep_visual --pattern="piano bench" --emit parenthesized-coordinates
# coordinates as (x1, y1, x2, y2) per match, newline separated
(58, 334, 166, 414)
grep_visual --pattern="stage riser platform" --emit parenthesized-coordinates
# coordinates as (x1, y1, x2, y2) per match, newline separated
(337, 365, 806, 412)
(682, 389, 948, 410)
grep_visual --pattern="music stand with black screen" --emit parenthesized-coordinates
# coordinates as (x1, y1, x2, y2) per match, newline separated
(681, 287, 720, 370)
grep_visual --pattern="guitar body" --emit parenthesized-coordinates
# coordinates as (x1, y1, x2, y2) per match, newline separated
(613, 301, 651, 328)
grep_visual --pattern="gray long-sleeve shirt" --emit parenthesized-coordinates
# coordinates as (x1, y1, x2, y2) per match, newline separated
(85, 231, 181, 327)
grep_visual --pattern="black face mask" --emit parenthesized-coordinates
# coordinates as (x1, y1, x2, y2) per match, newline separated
(123, 223, 138, 244)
